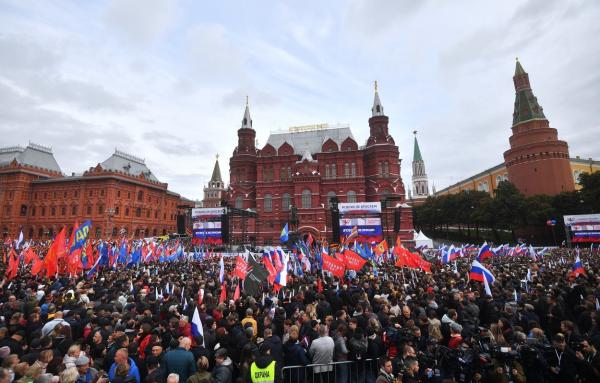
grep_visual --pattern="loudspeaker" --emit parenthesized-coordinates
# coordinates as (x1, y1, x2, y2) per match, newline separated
(331, 209, 340, 244)
(394, 208, 401, 233)
(176, 215, 186, 234)
(220, 205, 229, 243)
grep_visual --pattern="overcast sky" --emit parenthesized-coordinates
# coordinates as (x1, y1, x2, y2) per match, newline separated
(1, 0, 598, 200)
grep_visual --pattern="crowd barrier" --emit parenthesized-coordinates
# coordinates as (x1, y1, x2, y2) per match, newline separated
(281, 358, 380, 383)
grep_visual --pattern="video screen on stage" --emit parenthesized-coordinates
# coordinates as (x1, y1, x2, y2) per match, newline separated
(192, 207, 226, 244)
(338, 202, 383, 243)
(564, 214, 600, 243)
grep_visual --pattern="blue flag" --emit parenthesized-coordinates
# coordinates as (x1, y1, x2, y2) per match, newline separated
(280, 223, 289, 243)
(70, 220, 92, 253)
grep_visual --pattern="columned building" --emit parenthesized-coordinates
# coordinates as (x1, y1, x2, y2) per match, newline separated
(227, 85, 414, 245)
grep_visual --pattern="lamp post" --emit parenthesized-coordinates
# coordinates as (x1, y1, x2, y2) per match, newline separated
(106, 208, 115, 239)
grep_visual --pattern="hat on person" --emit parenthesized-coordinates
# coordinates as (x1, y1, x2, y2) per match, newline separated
(553, 333, 566, 342)
(244, 326, 254, 337)
(74, 356, 90, 366)
(214, 348, 228, 359)
(450, 322, 463, 333)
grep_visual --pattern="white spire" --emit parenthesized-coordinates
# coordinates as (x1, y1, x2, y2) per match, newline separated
(371, 80, 384, 116)
(241, 96, 252, 129)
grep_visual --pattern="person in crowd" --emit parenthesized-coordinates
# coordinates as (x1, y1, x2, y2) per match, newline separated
(211, 348, 232, 383)
(185, 356, 211, 383)
(309, 324, 334, 383)
(108, 349, 140, 383)
(163, 337, 196, 383)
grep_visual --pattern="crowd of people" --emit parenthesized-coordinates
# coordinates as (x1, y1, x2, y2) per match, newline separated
(0, 240, 599, 383)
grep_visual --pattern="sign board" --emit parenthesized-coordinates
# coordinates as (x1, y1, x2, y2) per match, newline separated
(564, 214, 600, 243)
(338, 202, 381, 215)
(192, 208, 226, 244)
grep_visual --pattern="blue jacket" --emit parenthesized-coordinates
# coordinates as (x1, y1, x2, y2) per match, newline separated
(108, 358, 141, 383)
(163, 347, 197, 382)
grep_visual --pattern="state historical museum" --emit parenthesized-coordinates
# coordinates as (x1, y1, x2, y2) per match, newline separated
(227, 84, 414, 245)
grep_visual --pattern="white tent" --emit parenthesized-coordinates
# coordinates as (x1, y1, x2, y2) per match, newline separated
(413, 230, 434, 249)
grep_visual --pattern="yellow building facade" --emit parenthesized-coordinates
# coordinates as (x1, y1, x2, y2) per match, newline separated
(436, 157, 599, 196)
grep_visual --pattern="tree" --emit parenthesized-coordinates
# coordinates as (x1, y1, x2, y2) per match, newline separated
(492, 181, 526, 241)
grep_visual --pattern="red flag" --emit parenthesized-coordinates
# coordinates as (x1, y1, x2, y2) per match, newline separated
(316, 277, 323, 293)
(67, 248, 82, 275)
(307, 233, 314, 248)
(85, 241, 94, 269)
(219, 282, 227, 304)
(263, 256, 277, 284)
(23, 247, 37, 265)
(233, 256, 249, 280)
(6, 249, 19, 280)
(322, 253, 345, 278)
(343, 249, 367, 271)
(233, 282, 240, 301)
(45, 227, 66, 278)
(31, 256, 44, 276)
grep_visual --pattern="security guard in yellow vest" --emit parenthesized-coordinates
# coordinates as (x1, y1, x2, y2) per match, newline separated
(248, 343, 280, 383)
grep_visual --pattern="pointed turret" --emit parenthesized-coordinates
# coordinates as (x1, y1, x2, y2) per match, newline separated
(242, 96, 252, 129)
(371, 80, 384, 116)
(210, 154, 223, 185)
(512, 58, 546, 126)
(413, 134, 423, 162)
(411, 131, 429, 201)
(504, 59, 574, 196)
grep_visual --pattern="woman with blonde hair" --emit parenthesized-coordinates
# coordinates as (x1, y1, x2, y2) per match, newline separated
(59, 367, 79, 383)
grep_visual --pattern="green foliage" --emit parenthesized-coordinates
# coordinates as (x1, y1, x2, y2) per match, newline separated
(414, 171, 600, 244)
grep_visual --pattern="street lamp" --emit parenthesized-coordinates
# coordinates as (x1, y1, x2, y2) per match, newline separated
(106, 207, 115, 239)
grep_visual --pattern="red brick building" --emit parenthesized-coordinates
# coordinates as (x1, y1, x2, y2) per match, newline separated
(0, 143, 193, 240)
(503, 59, 575, 196)
(228, 85, 414, 245)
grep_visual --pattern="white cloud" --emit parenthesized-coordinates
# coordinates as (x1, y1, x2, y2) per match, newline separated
(103, 0, 180, 45)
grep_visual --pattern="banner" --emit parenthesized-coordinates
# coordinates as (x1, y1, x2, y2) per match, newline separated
(192, 208, 225, 244)
(322, 253, 345, 278)
(338, 202, 381, 215)
(339, 217, 383, 243)
(564, 214, 600, 243)
(343, 249, 367, 271)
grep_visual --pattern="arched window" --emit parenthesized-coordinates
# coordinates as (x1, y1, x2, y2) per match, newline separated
(112, 227, 118, 237)
(325, 164, 330, 178)
(264, 194, 273, 212)
(378, 162, 383, 175)
(327, 191, 337, 208)
(347, 190, 357, 203)
(344, 163, 350, 178)
(301, 189, 312, 209)
(282, 193, 291, 211)
(351, 162, 357, 177)
(235, 196, 243, 209)
(96, 227, 102, 238)
(331, 164, 336, 178)
(383, 161, 388, 176)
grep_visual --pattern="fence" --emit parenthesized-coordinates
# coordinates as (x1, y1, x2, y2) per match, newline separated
(281, 358, 380, 383)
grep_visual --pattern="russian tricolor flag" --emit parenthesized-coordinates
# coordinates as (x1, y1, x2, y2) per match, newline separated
(469, 259, 495, 284)
(571, 255, 585, 277)
(477, 242, 495, 262)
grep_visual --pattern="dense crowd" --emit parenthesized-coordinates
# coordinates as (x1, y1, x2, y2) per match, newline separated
(0, 242, 599, 383)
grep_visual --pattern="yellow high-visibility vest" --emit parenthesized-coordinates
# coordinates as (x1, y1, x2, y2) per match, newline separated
(250, 360, 276, 383)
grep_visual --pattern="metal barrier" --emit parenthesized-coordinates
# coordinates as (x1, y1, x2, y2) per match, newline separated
(281, 358, 380, 383)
